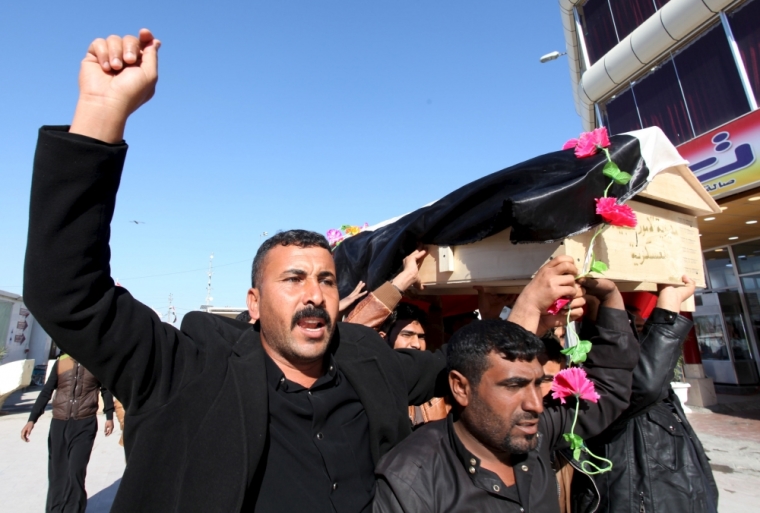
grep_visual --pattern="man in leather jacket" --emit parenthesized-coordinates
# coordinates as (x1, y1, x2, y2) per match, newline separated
(21, 354, 114, 513)
(572, 276, 719, 513)
(373, 278, 639, 513)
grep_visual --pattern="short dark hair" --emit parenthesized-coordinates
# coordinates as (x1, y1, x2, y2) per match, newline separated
(235, 310, 252, 323)
(251, 230, 331, 287)
(380, 302, 427, 335)
(447, 319, 545, 386)
(540, 333, 565, 364)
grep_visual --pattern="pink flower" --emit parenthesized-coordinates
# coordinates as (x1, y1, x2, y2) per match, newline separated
(563, 127, 611, 158)
(562, 139, 579, 150)
(547, 298, 571, 315)
(326, 229, 344, 246)
(551, 367, 600, 404)
(595, 197, 637, 228)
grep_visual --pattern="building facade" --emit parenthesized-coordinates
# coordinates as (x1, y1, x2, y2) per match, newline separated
(560, 0, 760, 388)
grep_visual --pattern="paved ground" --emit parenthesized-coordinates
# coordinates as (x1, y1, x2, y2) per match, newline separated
(1, 388, 759, 511)
(0, 387, 124, 512)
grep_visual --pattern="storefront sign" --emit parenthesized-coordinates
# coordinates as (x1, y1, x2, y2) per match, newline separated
(679, 109, 760, 198)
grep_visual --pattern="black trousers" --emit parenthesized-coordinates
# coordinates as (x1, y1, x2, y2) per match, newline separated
(46, 417, 97, 513)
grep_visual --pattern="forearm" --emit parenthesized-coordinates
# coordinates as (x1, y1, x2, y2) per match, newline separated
(28, 365, 58, 423)
(101, 389, 115, 421)
(345, 282, 401, 330)
(545, 308, 639, 446)
(23, 127, 198, 413)
(626, 309, 692, 416)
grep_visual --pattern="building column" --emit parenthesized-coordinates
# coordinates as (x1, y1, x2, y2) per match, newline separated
(681, 312, 718, 407)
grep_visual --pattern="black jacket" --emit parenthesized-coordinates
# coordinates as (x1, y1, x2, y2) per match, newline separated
(573, 308, 719, 513)
(24, 127, 449, 512)
(373, 308, 640, 513)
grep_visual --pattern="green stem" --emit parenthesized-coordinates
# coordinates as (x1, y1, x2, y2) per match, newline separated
(603, 179, 615, 198)
(577, 224, 606, 278)
(570, 395, 580, 435)
(580, 447, 614, 475)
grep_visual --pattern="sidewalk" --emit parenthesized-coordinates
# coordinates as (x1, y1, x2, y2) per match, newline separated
(0, 387, 125, 512)
(686, 393, 760, 511)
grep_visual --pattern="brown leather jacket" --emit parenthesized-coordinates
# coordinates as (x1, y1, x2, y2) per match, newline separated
(52, 356, 104, 420)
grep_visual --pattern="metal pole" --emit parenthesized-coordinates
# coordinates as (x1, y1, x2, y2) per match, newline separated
(720, 11, 758, 111)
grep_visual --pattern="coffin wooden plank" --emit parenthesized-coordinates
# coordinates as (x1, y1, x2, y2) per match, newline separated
(418, 200, 705, 294)
(564, 200, 706, 288)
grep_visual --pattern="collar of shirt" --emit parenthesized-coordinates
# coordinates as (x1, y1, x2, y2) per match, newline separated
(446, 413, 535, 505)
(263, 351, 340, 393)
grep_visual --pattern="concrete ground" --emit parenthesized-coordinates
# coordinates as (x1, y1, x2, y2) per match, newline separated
(0, 387, 124, 512)
(1, 388, 759, 512)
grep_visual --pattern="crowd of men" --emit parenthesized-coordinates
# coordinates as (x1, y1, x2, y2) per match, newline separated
(21, 29, 717, 513)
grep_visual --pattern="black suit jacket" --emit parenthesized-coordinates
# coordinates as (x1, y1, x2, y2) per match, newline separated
(24, 127, 448, 512)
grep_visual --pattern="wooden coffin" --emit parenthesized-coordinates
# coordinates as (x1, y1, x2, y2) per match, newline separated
(415, 164, 721, 310)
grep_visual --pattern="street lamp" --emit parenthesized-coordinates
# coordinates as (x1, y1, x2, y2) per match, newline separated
(539, 51, 567, 63)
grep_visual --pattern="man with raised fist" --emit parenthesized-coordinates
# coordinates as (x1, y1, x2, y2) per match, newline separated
(24, 30, 588, 513)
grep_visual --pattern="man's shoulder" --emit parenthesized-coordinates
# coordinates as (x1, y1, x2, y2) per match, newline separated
(376, 420, 449, 477)
(180, 311, 251, 350)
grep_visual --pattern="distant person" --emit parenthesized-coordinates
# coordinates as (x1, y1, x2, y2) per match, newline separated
(21, 354, 114, 513)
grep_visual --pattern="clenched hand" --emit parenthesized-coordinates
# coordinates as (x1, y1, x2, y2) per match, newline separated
(70, 29, 161, 143)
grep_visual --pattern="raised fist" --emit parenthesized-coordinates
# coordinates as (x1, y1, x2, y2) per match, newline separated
(71, 29, 160, 142)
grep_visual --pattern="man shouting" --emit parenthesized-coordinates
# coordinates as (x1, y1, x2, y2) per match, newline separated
(24, 29, 588, 512)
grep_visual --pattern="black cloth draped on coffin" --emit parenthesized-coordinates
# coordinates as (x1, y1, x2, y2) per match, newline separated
(334, 135, 650, 298)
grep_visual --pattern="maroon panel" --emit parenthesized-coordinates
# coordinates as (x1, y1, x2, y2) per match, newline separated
(582, 0, 618, 65)
(730, 0, 760, 106)
(633, 60, 694, 145)
(609, 0, 657, 41)
(674, 23, 750, 137)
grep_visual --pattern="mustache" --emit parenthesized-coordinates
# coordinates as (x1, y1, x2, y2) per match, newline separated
(290, 306, 333, 330)
(512, 411, 540, 425)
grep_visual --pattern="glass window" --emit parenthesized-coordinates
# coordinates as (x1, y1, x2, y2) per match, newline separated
(729, 0, 760, 106)
(609, 0, 657, 41)
(733, 239, 760, 274)
(719, 291, 754, 361)
(632, 60, 694, 145)
(705, 248, 738, 289)
(604, 87, 642, 134)
(581, 0, 618, 65)
(673, 24, 750, 137)
(693, 311, 730, 360)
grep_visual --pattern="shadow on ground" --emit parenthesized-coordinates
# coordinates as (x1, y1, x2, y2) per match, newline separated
(86, 479, 121, 513)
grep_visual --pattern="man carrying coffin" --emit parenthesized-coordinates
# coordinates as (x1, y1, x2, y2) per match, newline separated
(23, 29, 586, 512)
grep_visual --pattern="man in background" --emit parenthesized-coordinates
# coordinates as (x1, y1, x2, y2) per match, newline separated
(21, 354, 114, 513)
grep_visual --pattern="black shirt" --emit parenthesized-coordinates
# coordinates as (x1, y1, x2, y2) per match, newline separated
(254, 353, 375, 513)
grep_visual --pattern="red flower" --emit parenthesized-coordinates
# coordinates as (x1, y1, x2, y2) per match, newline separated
(551, 367, 600, 404)
(563, 127, 611, 158)
(595, 197, 637, 228)
(547, 298, 570, 315)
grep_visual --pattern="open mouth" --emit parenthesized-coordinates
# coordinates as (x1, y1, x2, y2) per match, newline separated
(291, 307, 332, 340)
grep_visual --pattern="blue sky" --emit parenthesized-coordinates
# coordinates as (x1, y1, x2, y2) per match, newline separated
(1, 1, 582, 321)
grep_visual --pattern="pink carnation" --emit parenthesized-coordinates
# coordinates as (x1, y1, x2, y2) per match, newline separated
(326, 229, 344, 246)
(595, 197, 637, 228)
(551, 367, 600, 404)
(563, 127, 611, 158)
(547, 298, 571, 315)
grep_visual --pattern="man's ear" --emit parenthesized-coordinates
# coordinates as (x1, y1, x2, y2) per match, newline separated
(378, 331, 387, 340)
(246, 287, 261, 323)
(449, 370, 471, 408)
